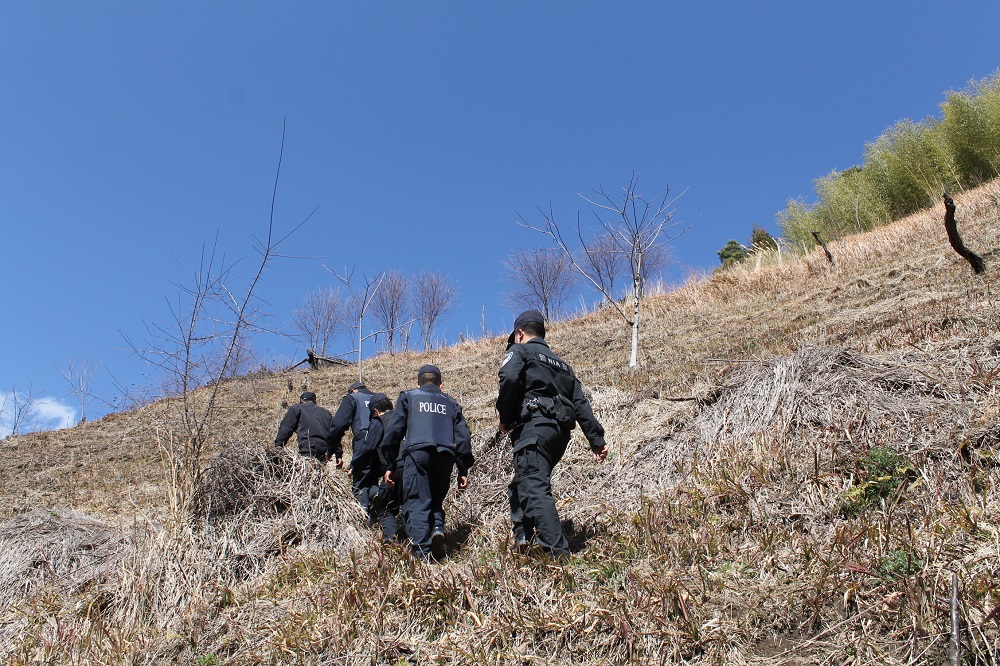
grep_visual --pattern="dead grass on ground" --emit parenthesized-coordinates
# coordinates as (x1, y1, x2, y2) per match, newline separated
(2, 182, 1000, 663)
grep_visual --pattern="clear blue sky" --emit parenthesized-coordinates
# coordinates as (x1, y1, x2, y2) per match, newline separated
(3, 2, 999, 434)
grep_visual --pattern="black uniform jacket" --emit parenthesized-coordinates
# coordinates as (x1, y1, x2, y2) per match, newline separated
(357, 409, 391, 474)
(496, 338, 606, 452)
(274, 401, 335, 457)
(381, 385, 474, 478)
(329, 389, 376, 459)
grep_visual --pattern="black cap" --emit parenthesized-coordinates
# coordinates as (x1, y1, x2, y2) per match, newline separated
(507, 309, 545, 344)
(300, 391, 316, 402)
(417, 364, 442, 381)
(367, 393, 390, 419)
(348, 381, 366, 392)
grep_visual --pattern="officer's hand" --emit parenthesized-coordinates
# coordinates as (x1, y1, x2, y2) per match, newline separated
(384, 470, 396, 487)
(335, 456, 344, 469)
(496, 410, 508, 434)
(592, 446, 608, 463)
(457, 476, 469, 491)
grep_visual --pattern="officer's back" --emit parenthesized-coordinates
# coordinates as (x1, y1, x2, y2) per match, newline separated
(274, 391, 335, 460)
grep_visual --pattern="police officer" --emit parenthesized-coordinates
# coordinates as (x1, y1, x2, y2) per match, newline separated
(496, 310, 608, 557)
(330, 381, 378, 500)
(349, 391, 389, 517)
(381, 364, 474, 561)
(274, 391, 336, 461)
(364, 395, 403, 543)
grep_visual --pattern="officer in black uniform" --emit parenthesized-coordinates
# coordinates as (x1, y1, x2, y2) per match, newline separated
(381, 364, 474, 561)
(330, 381, 378, 502)
(349, 391, 389, 517)
(496, 310, 608, 557)
(274, 391, 336, 461)
(364, 395, 403, 543)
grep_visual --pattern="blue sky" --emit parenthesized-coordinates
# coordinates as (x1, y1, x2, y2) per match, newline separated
(3, 2, 999, 434)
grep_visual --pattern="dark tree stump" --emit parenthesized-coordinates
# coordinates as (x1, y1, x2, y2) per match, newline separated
(811, 231, 835, 265)
(943, 194, 985, 275)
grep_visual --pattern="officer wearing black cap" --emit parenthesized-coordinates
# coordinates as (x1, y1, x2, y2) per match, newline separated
(364, 395, 403, 543)
(497, 309, 608, 557)
(274, 391, 336, 461)
(330, 380, 379, 498)
(330, 382, 383, 511)
(349, 391, 389, 519)
(381, 364, 474, 561)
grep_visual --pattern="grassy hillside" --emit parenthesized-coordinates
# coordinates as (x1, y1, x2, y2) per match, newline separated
(2, 182, 999, 664)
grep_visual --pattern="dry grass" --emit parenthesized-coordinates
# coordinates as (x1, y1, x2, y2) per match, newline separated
(2, 182, 1000, 663)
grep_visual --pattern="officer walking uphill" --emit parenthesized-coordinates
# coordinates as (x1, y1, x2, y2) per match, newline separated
(274, 391, 336, 461)
(330, 381, 378, 504)
(497, 310, 608, 557)
(349, 391, 390, 517)
(363, 394, 403, 543)
(381, 365, 474, 561)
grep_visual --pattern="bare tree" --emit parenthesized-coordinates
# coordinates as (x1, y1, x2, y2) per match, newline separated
(502, 248, 576, 321)
(370, 270, 412, 353)
(125, 121, 312, 495)
(576, 231, 625, 304)
(1, 385, 39, 439)
(289, 285, 346, 357)
(412, 271, 458, 351)
(519, 173, 687, 367)
(329, 268, 385, 381)
(60, 359, 101, 423)
(638, 239, 671, 292)
(214, 327, 258, 380)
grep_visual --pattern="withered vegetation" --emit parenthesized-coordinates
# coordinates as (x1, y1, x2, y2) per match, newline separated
(2, 182, 1000, 664)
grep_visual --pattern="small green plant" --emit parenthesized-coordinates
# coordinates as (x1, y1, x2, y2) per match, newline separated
(877, 548, 921, 579)
(838, 446, 914, 515)
(195, 655, 219, 666)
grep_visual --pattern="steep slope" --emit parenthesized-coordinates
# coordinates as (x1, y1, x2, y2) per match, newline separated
(2, 182, 999, 664)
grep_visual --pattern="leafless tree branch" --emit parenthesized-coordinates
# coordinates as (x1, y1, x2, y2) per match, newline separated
(518, 173, 689, 367)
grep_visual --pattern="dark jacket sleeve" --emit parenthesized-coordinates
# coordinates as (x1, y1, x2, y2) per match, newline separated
(572, 378, 606, 451)
(328, 395, 355, 457)
(453, 405, 474, 477)
(355, 417, 381, 469)
(274, 405, 299, 447)
(380, 392, 409, 473)
(496, 346, 526, 427)
(368, 417, 390, 468)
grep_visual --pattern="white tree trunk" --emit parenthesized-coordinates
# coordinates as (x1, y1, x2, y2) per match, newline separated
(629, 281, 640, 368)
(357, 315, 364, 381)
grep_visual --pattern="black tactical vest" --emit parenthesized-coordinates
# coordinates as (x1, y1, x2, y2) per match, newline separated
(350, 391, 373, 438)
(403, 387, 456, 451)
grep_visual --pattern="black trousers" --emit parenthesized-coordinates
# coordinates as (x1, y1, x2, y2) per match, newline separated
(295, 442, 329, 460)
(507, 422, 571, 555)
(374, 479, 402, 542)
(401, 447, 454, 557)
(351, 460, 381, 516)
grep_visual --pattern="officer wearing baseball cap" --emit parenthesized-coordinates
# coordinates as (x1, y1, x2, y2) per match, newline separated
(329, 381, 378, 472)
(274, 391, 336, 461)
(497, 310, 608, 557)
(381, 364, 474, 561)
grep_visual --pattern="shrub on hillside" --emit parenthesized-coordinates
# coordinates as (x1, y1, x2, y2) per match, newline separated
(749, 224, 778, 252)
(940, 74, 1000, 187)
(716, 225, 779, 269)
(716, 239, 748, 268)
(779, 71, 1000, 249)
